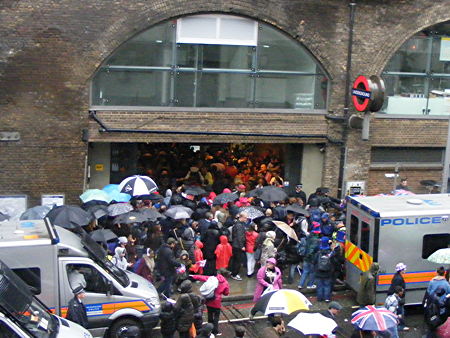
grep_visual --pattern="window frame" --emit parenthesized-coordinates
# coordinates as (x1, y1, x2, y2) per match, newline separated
(382, 24, 450, 116)
(422, 233, 450, 259)
(90, 15, 329, 110)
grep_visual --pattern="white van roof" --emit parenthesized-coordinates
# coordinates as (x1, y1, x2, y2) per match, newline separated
(347, 193, 450, 217)
(0, 219, 58, 247)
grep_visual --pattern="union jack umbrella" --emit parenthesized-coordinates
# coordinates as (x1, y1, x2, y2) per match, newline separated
(351, 305, 398, 331)
(118, 175, 158, 196)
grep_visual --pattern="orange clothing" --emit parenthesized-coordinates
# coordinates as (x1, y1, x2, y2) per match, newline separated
(215, 235, 232, 269)
(190, 240, 204, 274)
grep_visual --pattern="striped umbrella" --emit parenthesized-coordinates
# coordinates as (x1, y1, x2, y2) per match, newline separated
(351, 305, 398, 331)
(251, 289, 312, 316)
(118, 175, 158, 196)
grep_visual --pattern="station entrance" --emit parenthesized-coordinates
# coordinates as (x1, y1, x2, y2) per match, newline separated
(87, 142, 324, 197)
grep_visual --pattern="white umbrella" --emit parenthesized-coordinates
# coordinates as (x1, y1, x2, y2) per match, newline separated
(288, 312, 337, 336)
(427, 248, 450, 264)
(118, 175, 158, 196)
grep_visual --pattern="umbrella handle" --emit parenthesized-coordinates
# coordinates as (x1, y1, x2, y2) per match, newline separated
(172, 229, 185, 250)
(276, 238, 285, 251)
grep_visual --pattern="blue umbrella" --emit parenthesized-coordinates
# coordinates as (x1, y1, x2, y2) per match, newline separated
(102, 184, 131, 202)
(80, 189, 112, 204)
(20, 205, 52, 220)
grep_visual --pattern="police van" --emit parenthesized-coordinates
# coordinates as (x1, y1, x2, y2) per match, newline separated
(0, 219, 160, 337)
(346, 194, 450, 305)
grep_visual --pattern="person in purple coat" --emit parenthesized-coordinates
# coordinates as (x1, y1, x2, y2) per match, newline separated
(253, 258, 283, 302)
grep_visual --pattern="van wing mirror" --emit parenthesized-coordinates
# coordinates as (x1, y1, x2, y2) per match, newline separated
(106, 280, 114, 296)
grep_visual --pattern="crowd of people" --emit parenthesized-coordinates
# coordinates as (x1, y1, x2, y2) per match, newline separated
(77, 145, 350, 337)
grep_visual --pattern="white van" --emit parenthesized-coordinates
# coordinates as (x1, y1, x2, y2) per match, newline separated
(0, 258, 92, 337)
(346, 193, 450, 304)
(0, 219, 160, 337)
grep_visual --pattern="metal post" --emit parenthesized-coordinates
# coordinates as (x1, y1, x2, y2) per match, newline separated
(441, 115, 450, 193)
(338, 1, 356, 198)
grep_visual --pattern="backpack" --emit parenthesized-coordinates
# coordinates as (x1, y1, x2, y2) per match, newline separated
(199, 276, 219, 301)
(423, 292, 443, 329)
(317, 251, 332, 272)
(296, 237, 307, 257)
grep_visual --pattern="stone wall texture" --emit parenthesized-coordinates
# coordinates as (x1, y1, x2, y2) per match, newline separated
(1, 0, 449, 204)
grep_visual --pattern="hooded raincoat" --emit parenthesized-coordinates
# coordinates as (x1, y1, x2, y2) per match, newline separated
(215, 235, 233, 269)
(357, 262, 380, 306)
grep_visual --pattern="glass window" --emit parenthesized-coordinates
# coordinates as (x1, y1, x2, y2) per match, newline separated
(256, 74, 325, 109)
(108, 21, 174, 67)
(258, 25, 316, 72)
(371, 147, 444, 164)
(360, 221, 370, 253)
(196, 73, 253, 108)
(383, 21, 450, 116)
(431, 37, 450, 74)
(350, 215, 359, 245)
(67, 264, 108, 294)
(91, 14, 328, 109)
(12, 268, 41, 295)
(422, 233, 450, 259)
(92, 69, 171, 106)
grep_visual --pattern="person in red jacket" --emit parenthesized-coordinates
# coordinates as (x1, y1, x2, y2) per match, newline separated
(191, 268, 231, 336)
(245, 223, 259, 277)
(190, 240, 205, 275)
(215, 235, 232, 270)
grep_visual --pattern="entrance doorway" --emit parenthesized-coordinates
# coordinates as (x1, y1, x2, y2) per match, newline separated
(87, 142, 324, 197)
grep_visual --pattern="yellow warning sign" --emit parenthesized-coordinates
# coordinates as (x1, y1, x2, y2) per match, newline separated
(345, 240, 373, 272)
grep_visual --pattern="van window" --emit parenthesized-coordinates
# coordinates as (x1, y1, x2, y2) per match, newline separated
(361, 221, 370, 253)
(350, 215, 359, 245)
(0, 320, 20, 338)
(67, 264, 108, 294)
(11, 267, 41, 295)
(422, 233, 450, 259)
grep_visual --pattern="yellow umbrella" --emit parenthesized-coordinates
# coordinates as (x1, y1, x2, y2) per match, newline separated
(273, 220, 299, 242)
(251, 289, 312, 316)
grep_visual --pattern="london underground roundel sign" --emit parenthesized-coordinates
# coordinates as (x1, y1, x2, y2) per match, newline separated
(352, 75, 385, 112)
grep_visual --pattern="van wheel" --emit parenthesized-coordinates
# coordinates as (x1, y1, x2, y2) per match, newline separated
(108, 318, 142, 338)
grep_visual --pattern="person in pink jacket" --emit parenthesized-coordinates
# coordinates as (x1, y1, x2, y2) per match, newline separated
(253, 258, 283, 302)
(191, 268, 231, 336)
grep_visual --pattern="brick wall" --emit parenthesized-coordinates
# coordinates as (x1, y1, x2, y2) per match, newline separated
(368, 167, 443, 196)
(0, 0, 449, 204)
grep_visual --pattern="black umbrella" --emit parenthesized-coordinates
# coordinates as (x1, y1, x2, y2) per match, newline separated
(84, 205, 109, 220)
(254, 186, 288, 202)
(113, 208, 163, 224)
(46, 205, 92, 229)
(132, 193, 164, 201)
(185, 186, 207, 196)
(20, 205, 51, 220)
(90, 229, 118, 243)
(213, 192, 238, 205)
(0, 212, 9, 222)
(239, 206, 264, 220)
(81, 200, 109, 209)
(286, 204, 310, 216)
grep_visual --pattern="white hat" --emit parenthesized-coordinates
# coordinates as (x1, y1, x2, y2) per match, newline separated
(118, 236, 128, 244)
(395, 262, 407, 272)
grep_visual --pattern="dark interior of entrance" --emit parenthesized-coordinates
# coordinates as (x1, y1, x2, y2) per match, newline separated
(110, 143, 302, 195)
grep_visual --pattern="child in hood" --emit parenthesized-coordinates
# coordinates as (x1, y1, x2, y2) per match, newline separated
(175, 250, 192, 289)
(190, 240, 205, 274)
(215, 235, 233, 270)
